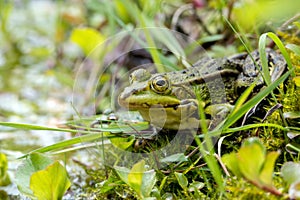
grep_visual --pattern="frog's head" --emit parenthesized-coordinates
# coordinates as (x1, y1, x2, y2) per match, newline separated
(118, 68, 182, 109)
(118, 68, 200, 129)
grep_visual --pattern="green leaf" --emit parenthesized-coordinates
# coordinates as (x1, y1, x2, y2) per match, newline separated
(128, 160, 146, 197)
(30, 161, 71, 200)
(289, 181, 300, 199)
(286, 44, 300, 56)
(70, 27, 105, 57)
(284, 111, 300, 120)
(281, 162, 300, 186)
(143, 198, 157, 200)
(114, 166, 130, 184)
(223, 137, 279, 188)
(259, 151, 280, 186)
(198, 34, 224, 44)
(221, 152, 243, 178)
(175, 172, 188, 190)
(188, 181, 205, 192)
(152, 28, 189, 68)
(115, 160, 156, 198)
(99, 173, 123, 193)
(294, 21, 300, 29)
(140, 169, 156, 198)
(232, 1, 299, 31)
(113, 0, 132, 23)
(0, 153, 11, 186)
(237, 138, 266, 183)
(294, 76, 300, 87)
(160, 153, 188, 163)
(15, 153, 53, 198)
(109, 135, 135, 150)
(241, 137, 266, 151)
(222, 138, 280, 192)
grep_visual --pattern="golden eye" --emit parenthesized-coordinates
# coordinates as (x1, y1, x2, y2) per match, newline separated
(151, 75, 170, 94)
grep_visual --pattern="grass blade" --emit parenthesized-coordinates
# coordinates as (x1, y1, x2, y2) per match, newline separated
(223, 69, 291, 129)
(258, 34, 271, 85)
(230, 81, 256, 116)
(0, 121, 148, 134)
(19, 133, 116, 158)
(259, 32, 295, 77)
(0, 122, 79, 133)
(286, 43, 300, 56)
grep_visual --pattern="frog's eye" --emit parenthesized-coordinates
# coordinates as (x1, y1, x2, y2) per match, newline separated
(151, 75, 170, 94)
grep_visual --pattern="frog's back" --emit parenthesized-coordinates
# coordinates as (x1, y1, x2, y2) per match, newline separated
(165, 58, 241, 86)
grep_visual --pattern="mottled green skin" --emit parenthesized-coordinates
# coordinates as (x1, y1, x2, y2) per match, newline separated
(118, 49, 286, 130)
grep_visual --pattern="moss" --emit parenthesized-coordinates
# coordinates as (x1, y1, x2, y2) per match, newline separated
(224, 177, 285, 200)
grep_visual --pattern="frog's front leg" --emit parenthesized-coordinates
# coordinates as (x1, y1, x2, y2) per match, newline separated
(178, 100, 233, 130)
(205, 104, 234, 129)
(179, 99, 200, 117)
(177, 99, 209, 130)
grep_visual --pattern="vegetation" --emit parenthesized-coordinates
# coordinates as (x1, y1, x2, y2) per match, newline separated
(0, 0, 299, 199)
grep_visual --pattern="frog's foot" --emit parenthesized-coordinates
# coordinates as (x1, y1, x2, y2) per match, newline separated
(179, 99, 199, 112)
(236, 48, 286, 91)
(176, 99, 210, 130)
(205, 104, 234, 129)
(236, 74, 264, 89)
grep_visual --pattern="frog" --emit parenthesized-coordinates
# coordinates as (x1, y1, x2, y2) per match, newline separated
(118, 48, 286, 130)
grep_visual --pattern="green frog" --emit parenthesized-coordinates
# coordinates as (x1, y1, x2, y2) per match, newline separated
(118, 48, 286, 130)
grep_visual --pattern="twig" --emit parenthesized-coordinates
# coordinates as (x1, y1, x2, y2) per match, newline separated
(214, 153, 230, 177)
(248, 179, 282, 196)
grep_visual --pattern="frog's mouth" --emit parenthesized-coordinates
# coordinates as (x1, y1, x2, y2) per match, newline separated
(118, 93, 181, 110)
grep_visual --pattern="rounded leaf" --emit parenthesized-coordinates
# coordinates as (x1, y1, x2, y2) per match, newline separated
(30, 161, 71, 200)
(281, 162, 300, 185)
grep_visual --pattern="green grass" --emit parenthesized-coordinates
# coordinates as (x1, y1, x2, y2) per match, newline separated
(1, 0, 300, 199)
